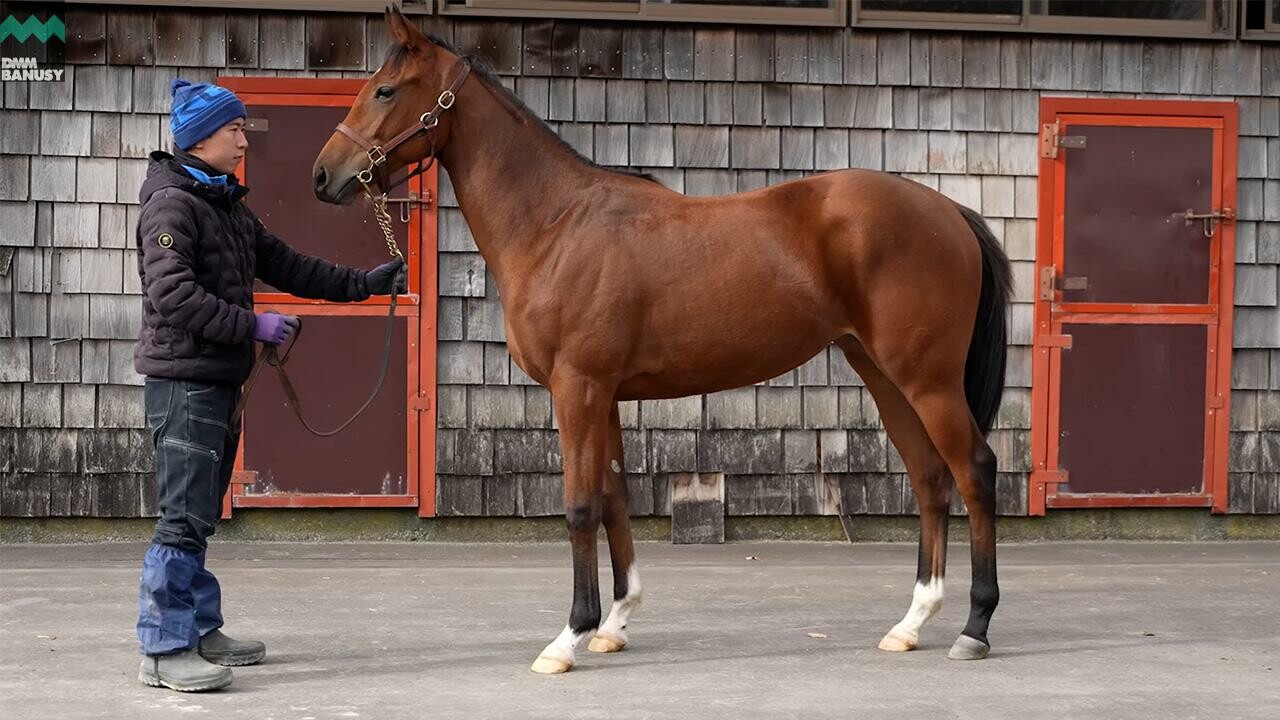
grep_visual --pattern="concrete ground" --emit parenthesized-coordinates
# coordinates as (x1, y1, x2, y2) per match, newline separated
(0, 541, 1276, 720)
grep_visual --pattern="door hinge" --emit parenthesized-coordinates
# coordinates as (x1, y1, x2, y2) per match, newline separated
(1039, 265, 1089, 301)
(1207, 395, 1225, 409)
(1039, 122, 1086, 159)
(231, 470, 259, 486)
(410, 393, 432, 412)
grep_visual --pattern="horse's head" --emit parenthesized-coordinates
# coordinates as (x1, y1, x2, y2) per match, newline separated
(312, 5, 465, 204)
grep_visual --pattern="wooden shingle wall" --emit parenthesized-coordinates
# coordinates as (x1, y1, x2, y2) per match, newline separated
(1, 8, 1277, 518)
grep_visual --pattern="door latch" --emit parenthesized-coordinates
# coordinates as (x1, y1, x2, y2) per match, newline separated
(384, 190, 433, 223)
(1172, 207, 1233, 238)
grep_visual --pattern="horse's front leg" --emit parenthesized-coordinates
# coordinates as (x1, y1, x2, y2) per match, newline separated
(530, 376, 615, 675)
(589, 404, 642, 654)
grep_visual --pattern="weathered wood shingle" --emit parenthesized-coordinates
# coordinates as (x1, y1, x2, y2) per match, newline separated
(306, 14, 365, 70)
(1102, 40, 1143, 93)
(962, 36, 1000, 89)
(930, 36, 962, 88)
(40, 112, 92, 158)
(66, 9, 107, 64)
(0, 157, 29, 202)
(675, 126, 728, 168)
(1072, 39, 1103, 92)
(762, 83, 790, 126)
(155, 11, 226, 67)
(439, 253, 486, 298)
(32, 338, 81, 384)
(77, 159, 118, 204)
(730, 127, 780, 170)
(696, 28, 737, 82)
(606, 80, 645, 123)
(226, 12, 258, 68)
(622, 25, 663, 80)
(74, 66, 132, 114)
(629, 125, 674, 167)
(1213, 43, 1262, 97)
(999, 38, 1030, 89)
(553, 22, 581, 77)
(664, 27, 694, 81)
(952, 89, 984, 131)
(574, 78, 606, 122)
(259, 13, 305, 70)
(705, 82, 733, 125)
(735, 29, 773, 83)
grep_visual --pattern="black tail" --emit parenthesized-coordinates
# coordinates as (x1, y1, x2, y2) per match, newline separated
(956, 204, 1012, 437)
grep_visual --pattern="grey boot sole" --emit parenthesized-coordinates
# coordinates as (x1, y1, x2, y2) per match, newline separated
(199, 648, 265, 667)
(139, 665, 232, 692)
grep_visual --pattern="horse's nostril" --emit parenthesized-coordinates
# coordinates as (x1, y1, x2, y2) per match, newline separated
(313, 166, 328, 191)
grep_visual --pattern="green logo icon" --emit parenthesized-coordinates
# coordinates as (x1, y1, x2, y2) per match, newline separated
(0, 13, 64, 43)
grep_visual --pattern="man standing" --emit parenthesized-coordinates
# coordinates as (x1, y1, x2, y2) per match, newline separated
(133, 78, 405, 692)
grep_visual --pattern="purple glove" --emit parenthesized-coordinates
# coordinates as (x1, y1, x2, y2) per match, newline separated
(252, 312, 299, 346)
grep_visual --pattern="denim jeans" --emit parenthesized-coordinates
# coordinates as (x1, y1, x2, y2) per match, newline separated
(144, 378, 240, 553)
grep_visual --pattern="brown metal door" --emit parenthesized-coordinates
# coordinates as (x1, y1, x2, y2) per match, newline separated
(1031, 99, 1238, 513)
(216, 79, 438, 513)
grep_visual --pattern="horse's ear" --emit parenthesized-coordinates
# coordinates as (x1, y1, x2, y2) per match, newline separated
(385, 4, 423, 53)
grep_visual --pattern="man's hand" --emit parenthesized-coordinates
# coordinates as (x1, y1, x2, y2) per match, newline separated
(366, 258, 407, 296)
(252, 312, 300, 346)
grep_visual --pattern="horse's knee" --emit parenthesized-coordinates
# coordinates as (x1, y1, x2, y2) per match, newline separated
(565, 503, 601, 533)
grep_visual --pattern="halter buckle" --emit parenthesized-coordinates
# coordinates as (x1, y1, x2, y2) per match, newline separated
(367, 146, 387, 166)
(356, 168, 374, 185)
(420, 111, 439, 130)
(437, 90, 456, 110)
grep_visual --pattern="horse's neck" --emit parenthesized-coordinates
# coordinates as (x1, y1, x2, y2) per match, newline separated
(439, 80, 594, 284)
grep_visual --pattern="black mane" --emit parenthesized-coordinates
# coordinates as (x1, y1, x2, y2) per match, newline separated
(386, 34, 659, 185)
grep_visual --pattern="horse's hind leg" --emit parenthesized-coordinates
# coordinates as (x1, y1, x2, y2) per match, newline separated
(589, 404, 643, 653)
(903, 385, 1000, 660)
(836, 337, 952, 653)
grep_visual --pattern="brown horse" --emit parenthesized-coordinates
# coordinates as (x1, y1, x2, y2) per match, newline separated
(314, 7, 1012, 674)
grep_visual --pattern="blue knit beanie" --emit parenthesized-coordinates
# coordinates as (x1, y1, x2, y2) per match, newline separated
(169, 78, 246, 151)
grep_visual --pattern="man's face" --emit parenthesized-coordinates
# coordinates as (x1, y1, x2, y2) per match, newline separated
(189, 118, 248, 175)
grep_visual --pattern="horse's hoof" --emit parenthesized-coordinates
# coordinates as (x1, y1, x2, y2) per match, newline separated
(530, 653, 574, 675)
(877, 629, 918, 652)
(588, 633, 627, 653)
(947, 635, 990, 660)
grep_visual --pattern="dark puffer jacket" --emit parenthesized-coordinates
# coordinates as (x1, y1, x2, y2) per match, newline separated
(134, 151, 372, 385)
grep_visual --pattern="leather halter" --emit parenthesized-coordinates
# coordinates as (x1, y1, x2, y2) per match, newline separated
(335, 57, 472, 195)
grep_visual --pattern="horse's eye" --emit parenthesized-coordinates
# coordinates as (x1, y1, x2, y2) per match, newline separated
(375, 85, 395, 101)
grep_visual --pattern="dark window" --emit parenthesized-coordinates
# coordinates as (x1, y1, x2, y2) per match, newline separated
(861, 0, 1021, 14)
(1030, 0, 1206, 20)
(650, 0, 833, 7)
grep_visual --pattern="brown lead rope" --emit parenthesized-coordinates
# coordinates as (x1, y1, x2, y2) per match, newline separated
(230, 192, 403, 437)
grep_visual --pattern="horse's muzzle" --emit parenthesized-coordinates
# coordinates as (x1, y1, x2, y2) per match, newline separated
(311, 163, 357, 205)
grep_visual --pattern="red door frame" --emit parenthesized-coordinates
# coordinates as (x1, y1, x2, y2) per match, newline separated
(216, 77, 439, 518)
(1030, 97, 1238, 516)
